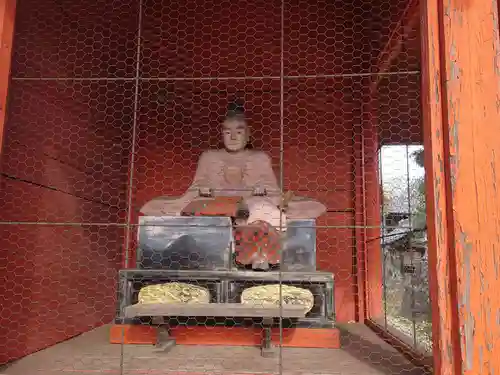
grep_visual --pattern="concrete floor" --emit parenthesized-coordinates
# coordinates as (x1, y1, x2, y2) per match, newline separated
(0, 324, 431, 375)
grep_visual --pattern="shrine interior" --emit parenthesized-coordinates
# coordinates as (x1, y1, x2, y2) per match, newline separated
(0, 0, 427, 371)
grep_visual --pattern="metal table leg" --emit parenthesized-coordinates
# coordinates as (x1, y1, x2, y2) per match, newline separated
(261, 317, 276, 358)
(152, 317, 176, 353)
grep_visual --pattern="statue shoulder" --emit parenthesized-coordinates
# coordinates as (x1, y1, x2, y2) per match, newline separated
(198, 149, 222, 162)
(248, 150, 273, 164)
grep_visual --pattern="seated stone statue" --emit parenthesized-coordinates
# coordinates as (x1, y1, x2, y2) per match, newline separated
(140, 100, 327, 269)
(141, 100, 326, 223)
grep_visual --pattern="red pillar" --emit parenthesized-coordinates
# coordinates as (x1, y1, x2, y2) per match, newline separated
(0, 0, 16, 154)
(421, 0, 500, 373)
(355, 100, 383, 322)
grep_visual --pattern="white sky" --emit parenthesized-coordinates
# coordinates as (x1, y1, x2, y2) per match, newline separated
(380, 145, 425, 213)
(380, 145, 425, 186)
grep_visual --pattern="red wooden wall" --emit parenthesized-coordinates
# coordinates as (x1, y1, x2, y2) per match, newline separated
(0, 0, 136, 364)
(0, 0, 421, 364)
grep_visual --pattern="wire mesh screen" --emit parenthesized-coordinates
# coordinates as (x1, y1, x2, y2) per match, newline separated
(0, 0, 431, 374)
(379, 145, 431, 353)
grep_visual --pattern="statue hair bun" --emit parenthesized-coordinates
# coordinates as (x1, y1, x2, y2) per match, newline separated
(227, 99, 245, 118)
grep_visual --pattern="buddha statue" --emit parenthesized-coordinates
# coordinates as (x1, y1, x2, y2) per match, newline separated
(140, 100, 327, 269)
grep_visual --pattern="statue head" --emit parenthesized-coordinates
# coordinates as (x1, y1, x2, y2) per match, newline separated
(222, 100, 249, 152)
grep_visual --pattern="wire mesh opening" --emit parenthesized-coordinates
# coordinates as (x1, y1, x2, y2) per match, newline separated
(378, 145, 431, 353)
(0, 0, 431, 374)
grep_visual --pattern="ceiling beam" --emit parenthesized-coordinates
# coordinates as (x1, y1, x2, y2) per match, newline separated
(373, 0, 420, 89)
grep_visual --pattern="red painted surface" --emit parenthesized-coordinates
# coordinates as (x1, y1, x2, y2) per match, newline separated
(0, 222, 124, 364)
(0, 136, 127, 364)
(0, 0, 15, 155)
(0, 76, 132, 366)
(0, 0, 426, 365)
(374, 0, 420, 81)
(110, 325, 341, 349)
(0, 0, 133, 362)
(420, 1, 459, 374)
(421, 0, 500, 374)
(358, 102, 384, 321)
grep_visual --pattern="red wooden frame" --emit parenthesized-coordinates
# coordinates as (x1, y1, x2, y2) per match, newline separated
(420, 1, 460, 373)
(110, 325, 341, 349)
(421, 0, 500, 374)
(2, 0, 500, 372)
(366, 3, 500, 375)
(0, 0, 16, 154)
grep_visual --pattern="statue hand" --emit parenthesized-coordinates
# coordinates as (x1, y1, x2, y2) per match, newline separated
(198, 187, 213, 197)
(252, 186, 267, 196)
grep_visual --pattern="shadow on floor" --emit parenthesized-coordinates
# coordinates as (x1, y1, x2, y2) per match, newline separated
(337, 324, 432, 375)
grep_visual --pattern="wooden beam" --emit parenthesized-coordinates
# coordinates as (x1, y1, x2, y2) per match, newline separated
(420, 2, 460, 373)
(373, 0, 420, 88)
(421, 0, 500, 374)
(0, 0, 16, 156)
(124, 303, 307, 318)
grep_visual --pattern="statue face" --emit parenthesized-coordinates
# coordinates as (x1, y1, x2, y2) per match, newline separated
(222, 118, 248, 152)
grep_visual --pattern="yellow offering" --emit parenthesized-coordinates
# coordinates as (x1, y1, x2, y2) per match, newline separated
(241, 284, 314, 313)
(138, 282, 210, 304)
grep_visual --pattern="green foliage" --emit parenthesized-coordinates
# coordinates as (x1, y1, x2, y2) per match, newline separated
(411, 149, 424, 168)
(411, 148, 426, 214)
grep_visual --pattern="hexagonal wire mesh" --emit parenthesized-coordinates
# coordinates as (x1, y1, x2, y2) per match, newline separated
(0, 0, 431, 374)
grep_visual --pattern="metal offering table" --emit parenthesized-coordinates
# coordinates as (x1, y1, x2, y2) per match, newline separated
(116, 269, 335, 327)
(113, 215, 337, 353)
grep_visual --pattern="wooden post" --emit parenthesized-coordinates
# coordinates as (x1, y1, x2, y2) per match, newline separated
(421, 0, 500, 374)
(356, 98, 383, 322)
(0, 0, 16, 155)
